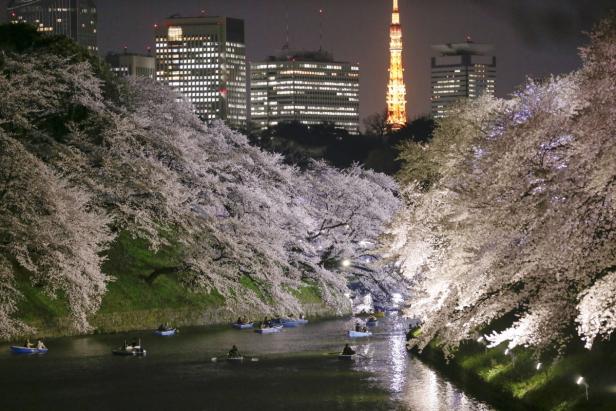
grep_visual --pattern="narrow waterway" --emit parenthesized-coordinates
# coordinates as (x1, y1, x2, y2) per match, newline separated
(0, 316, 491, 410)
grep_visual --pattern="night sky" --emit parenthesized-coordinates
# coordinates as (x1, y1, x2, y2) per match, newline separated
(3, 0, 614, 121)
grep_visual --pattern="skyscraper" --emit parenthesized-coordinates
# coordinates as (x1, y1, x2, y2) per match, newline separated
(386, 0, 407, 130)
(431, 39, 496, 119)
(250, 50, 360, 134)
(154, 16, 247, 129)
(106, 51, 156, 79)
(7, 0, 97, 52)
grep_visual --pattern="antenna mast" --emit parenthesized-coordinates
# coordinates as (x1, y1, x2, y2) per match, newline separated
(319, 8, 323, 51)
(284, 6, 290, 49)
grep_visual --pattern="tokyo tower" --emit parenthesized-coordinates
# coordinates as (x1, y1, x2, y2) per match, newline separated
(386, 0, 407, 129)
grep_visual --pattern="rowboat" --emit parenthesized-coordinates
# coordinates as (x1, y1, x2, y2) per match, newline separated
(287, 318, 309, 325)
(279, 318, 308, 328)
(154, 328, 177, 336)
(348, 330, 372, 338)
(112, 340, 147, 356)
(112, 346, 147, 356)
(10, 346, 48, 354)
(255, 325, 283, 334)
(232, 322, 254, 329)
(227, 356, 244, 363)
(338, 354, 355, 361)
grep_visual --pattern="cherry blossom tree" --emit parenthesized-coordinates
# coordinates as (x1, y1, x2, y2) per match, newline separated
(0, 46, 400, 337)
(390, 16, 616, 356)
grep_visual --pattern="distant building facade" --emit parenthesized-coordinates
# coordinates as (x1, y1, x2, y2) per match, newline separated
(7, 0, 97, 52)
(431, 40, 495, 118)
(106, 52, 155, 79)
(154, 16, 247, 129)
(250, 50, 360, 134)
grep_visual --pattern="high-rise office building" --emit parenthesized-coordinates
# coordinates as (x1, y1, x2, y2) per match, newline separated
(7, 0, 97, 52)
(154, 16, 247, 129)
(431, 39, 496, 119)
(106, 51, 156, 79)
(250, 50, 360, 134)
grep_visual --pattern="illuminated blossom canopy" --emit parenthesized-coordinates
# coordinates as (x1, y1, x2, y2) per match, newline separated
(0, 49, 400, 338)
(389, 17, 616, 355)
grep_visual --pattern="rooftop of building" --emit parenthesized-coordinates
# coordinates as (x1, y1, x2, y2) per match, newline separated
(157, 14, 242, 24)
(267, 48, 336, 63)
(106, 50, 154, 59)
(432, 38, 494, 56)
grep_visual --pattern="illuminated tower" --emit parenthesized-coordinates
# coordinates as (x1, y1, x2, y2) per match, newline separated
(386, 0, 407, 129)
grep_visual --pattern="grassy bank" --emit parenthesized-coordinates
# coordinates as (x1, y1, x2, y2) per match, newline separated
(13, 231, 344, 339)
(410, 334, 616, 410)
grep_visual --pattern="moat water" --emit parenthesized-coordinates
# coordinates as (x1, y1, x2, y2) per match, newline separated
(0, 316, 492, 410)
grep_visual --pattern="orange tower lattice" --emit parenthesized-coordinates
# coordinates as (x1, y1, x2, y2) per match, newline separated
(386, 0, 407, 129)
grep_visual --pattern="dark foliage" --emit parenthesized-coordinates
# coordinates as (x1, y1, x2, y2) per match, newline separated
(249, 117, 435, 175)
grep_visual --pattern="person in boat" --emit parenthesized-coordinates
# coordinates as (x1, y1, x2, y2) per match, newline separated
(158, 324, 165, 331)
(299, 313, 305, 320)
(228, 345, 241, 358)
(36, 340, 46, 350)
(355, 322, 362, 332)
(130, 340, 138, 348)
(23, 338, 34, 348)
(342, 344, 356, 356)
(236, 317, 243, 325)
(362, 326, 368, 333)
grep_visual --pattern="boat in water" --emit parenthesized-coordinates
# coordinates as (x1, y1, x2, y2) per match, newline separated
(337, 354, 355, 361)
(112, 340, 147, 356)
(255, 325, 283, 334)
(281, 318, 309, 328)
(226, 356, 244, 363)
(232, 322, 254, 329)
(347, 330, 372, 338)
(154, 328, 177, 336)
(10, 346, 48, 355)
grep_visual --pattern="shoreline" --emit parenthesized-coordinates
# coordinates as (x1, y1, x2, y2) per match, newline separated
(409, 344, 531, 411)
(8, 302, 350, 342)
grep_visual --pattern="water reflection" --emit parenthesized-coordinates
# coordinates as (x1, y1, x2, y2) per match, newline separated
(0, 317, 491, 410)
(352, 315, 491, 411)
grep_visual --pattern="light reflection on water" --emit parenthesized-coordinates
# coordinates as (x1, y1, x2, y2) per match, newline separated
(0, 316, 492, 410)
(353, 314, 492, 411)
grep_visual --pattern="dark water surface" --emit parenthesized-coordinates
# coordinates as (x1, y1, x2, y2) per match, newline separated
(0, 316, 491, 410)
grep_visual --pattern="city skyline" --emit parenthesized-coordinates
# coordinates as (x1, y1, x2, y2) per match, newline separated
(89, 0, 607, 122)
(1, 0, 610, 122)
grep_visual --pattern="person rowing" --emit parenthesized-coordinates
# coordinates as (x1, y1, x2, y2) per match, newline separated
(355, 322, 362, 332)
(228, 345, 241, 358)
(342, 344, 355, 356)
